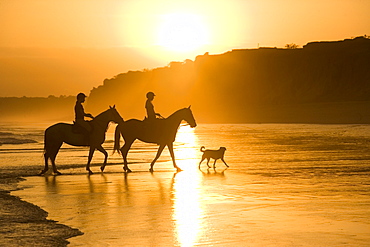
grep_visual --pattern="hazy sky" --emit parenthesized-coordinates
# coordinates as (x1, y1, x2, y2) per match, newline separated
(0, 0, 369, 97)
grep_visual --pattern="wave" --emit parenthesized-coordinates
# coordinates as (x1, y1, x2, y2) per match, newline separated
(0, 137, 37, 145)
(0, 131, 14, 136)
(0, 132, 37, 145)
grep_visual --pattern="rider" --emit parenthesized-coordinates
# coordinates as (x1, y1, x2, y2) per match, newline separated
(145, 91, 163, 120)
(75, 93, 94, 133)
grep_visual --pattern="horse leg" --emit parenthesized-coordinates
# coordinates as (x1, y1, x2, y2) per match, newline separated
(50, 154, 62, 175)
(49, 143, 62, 175)
(40, 142, 62, 175)
(168, 143, 182, 172)
(86, 146, 96, 175)
(149, 144, 166, 172)
(120, 140, 134, 172)
(97, 145, 108, 172)
(40, 152, 50, 175)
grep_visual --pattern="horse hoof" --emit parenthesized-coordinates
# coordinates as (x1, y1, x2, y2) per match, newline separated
(54, 171, 62, 176)
(87, 170, 94, 175)
(176, 167, 183, 172)
(123, 167, 132, 173)
(100, 166, 105, 172)
(39, 170, 46, 176)
(149, 168, 154, 173)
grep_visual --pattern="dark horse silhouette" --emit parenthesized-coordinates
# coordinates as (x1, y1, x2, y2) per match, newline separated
(107, 106, 196, 173)
(40, 106, 124, 175)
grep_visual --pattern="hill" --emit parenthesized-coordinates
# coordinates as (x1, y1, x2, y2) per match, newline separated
(87, 36, 370, 123)
(0, 96, 75, 122)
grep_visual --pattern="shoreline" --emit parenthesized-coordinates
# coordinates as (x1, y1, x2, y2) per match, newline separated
(0, 167, 82, 247)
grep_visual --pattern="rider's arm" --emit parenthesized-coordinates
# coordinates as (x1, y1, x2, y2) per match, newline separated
(85, 113, 94, 119)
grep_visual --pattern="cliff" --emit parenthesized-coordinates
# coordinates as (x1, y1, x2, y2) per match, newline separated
(87, 37, 370, 123)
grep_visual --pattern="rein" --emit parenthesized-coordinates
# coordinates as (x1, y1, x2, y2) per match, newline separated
(167, 108, 192, 127)
(91, 110, 114, 133)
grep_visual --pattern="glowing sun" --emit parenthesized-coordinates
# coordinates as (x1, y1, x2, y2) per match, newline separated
(157, 13, 209, 52)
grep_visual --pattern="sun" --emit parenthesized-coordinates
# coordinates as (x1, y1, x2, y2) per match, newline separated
(157, 13, 209, 53)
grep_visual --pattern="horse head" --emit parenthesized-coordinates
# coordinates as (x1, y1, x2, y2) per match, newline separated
(109, 105, 124, 124)
(183, 106, 197, 128)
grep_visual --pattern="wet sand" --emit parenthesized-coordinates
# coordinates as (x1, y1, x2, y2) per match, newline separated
(13, 164, 370, 246)
(0, 166, 82, 247)
(0, 122, 83, 246)
(3, 123, 370, 246)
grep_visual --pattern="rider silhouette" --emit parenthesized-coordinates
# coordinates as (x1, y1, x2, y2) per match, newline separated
(75, 93, 94, 133)
(145, 92, 162, 120)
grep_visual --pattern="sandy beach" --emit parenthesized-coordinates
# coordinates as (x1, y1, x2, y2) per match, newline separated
(0, 123, 83, 246)
(13, 167, 370, 246)
(2, 1, 370, 245)
(0, 166, 82, 247)
(2, 123, 370, 246)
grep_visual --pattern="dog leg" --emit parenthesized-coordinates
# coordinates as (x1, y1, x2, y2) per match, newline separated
(213, 159, 217, 168)
(199, 157, 206, 168)
(206, 158, 211, 168)
(221, 158, 229, 167)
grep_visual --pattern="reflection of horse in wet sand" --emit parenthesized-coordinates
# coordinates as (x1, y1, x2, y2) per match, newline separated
(108, 107, 196, 173)
(40, 106, 124, 175)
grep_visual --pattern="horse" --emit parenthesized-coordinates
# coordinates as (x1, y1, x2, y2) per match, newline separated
(40, 106, 124, 175)
(107, 106, 196, 173)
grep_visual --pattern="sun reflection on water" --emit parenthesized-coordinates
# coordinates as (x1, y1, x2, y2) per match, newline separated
(172, 125, 206, 246)
(172, 171, 204, 247)
(175, 124, 199, 168)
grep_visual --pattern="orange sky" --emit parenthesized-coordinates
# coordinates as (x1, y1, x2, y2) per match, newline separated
(0, 0, 369, 97)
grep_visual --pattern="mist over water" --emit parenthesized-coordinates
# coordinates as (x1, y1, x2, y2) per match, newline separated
(6, 123, 370, 246)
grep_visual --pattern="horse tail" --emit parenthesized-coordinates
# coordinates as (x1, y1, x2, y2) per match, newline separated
(200, 146, 205, 152)
(43, 129, 47, 155)
(43, 126, 52, 155)
(113, 124, 121, 154)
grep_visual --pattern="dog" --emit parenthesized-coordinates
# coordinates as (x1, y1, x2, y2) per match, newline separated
(199, 146, 228, 168)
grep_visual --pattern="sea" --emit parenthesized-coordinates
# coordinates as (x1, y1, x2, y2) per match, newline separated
(1, 122, 370, 246)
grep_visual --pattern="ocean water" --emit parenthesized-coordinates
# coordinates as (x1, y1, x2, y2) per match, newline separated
(3, 122, 370, 246)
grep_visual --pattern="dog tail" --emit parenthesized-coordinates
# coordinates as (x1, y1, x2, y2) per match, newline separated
(200, 146, 205, 152)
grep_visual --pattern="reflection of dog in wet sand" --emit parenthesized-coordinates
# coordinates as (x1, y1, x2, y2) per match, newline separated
(199, 146, 228, 168)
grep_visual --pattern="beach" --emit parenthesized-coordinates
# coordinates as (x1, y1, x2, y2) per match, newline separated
(2, 123, 370, 246)
(0, 123, 82, 246)
(2, 1, 370, 246)
(0, 169, 82, 247)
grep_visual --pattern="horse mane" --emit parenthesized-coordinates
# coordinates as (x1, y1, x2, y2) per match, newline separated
(93, 108, 111, 119)
(167, 107, 188, 118)
(91, 108, 113, 132)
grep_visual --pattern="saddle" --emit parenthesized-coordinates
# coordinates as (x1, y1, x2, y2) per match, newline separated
(72, 121, 93, 135)
(142, 118, 167, 142)
(143, 118, 166, 128)
(72, 121, 93, 145)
